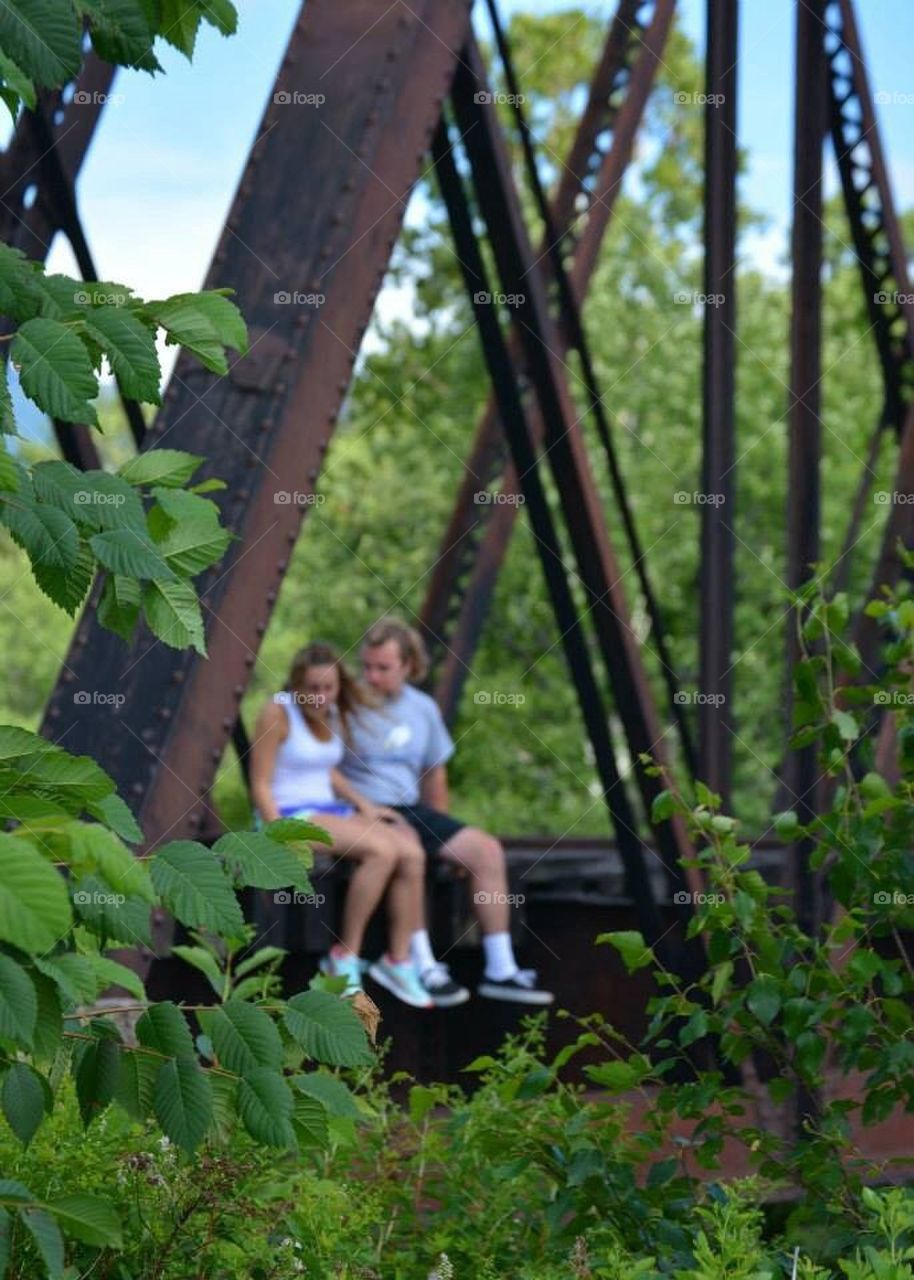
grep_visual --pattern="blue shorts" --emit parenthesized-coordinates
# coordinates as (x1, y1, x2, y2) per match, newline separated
(279, 802, 355, 820)
(254, 802, 356, 830)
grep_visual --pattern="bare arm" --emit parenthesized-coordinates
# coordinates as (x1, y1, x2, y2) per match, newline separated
(249, 703, 287, 823)
(420, 763, 449, 811)
(331, 770, 401, 822)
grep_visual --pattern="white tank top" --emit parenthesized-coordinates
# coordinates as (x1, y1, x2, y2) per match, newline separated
(269, 691, 343, 808)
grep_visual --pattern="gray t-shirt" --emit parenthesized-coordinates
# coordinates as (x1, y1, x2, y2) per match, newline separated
(340, 685, 455, 806)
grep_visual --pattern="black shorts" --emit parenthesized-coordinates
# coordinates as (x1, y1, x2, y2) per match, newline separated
(391, 803, 466, 857)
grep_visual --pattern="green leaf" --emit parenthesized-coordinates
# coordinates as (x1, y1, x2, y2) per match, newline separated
(158, 0, 203, 56)
(292, 1070, 362, 1118)
(90, 528, 176, 580)
(30, 973, 62, 1063)
(171, 944, 222, 993)
(213, 830, 313, 892)
(595, 930, 655, 974)
(651, 789, 676, 822)
(11, 317, 98, 425)
(149, 841, 244, 934)
(68, 823, 154, 902)
(85, 955, 146, 1001)
(153, 1056, 213, 1152)
(772, 810, 799, 840)
(0, 441, 18, 492)
(1, 497, 79, 576)
(711, 960, 733, 1006)
(85, 790, 143, 844)
(0, 0, 80, 87)
(236, 1067, 296, 1147)
(33, 953, 98, 1005)
(143, 579, 206, 653)
(0, 47, 35, 111)
(262, 816, 329, 850)
(831, 709, 858, 743)
(152, 514, 232, 576)
(74, 1032, 120, 1127)
(746, 975, 781, 1026)
(0, 957, 36, 1044)
(291, 1091, 329, 1150)
(0, 833, 72, 954)
(283, 990, 373, 1067)
(146, 289, 247, 371)
(73, 881, 152, 949)
(83, 304, 161, 402)
(20, 1206, 64, 1279)
(98, 571, 142, 642)
(0, 1205, 10, 1276)
(206, 1001, 282, 1075)
(113, 1048, 159, 1121)
(120, 449, 203, 490)
(136, 1001, 195, 1059)
(2, 1062, 46, 1144)
(44, 1193, 122, 1248)
(32, 535, 94, 615)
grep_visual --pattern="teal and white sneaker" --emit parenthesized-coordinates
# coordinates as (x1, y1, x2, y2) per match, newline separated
(367, 956, 434, 1009)
(319, 949, 363, 995)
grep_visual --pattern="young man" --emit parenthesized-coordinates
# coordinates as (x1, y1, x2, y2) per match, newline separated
(339, 619, 554, 1008)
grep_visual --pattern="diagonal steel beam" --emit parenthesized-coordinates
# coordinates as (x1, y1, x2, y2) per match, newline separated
(420, 0, 676, 723)
(450, 32, 697, 894)
(41, 0, 474, 917)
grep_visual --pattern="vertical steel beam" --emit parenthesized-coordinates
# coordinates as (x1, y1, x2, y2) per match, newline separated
(699, 0, 738, 803)
(786, 0, 829, 1132)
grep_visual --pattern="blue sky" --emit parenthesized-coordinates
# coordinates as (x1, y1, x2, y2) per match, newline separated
(31, 1, 914, 357)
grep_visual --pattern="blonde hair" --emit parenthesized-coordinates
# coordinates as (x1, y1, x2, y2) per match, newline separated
(363, 619, 429, 683)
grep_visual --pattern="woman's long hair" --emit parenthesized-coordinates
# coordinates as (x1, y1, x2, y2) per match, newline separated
(286, 642, 375, 742)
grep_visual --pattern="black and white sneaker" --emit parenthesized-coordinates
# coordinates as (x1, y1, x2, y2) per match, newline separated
(477, 968, 554, 1005)
(420, 961, 471, 1008)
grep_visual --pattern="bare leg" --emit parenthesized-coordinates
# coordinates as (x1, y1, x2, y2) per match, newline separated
(312, 814, 402, 956)
(437, 826, 510, 934)
(383, 827, 427, 962)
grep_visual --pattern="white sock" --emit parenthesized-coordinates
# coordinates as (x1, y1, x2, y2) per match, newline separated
(410, 928, 437, 974)
(482, 931, 518, 981)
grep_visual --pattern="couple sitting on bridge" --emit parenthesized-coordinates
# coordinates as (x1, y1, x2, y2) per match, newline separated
(250, 619, 554, 1010)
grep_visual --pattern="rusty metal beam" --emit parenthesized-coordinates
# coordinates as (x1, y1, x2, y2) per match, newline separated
(699, 0, 738, 803)
(420, 0, 676, 722)
(432, 119, 670, 955)
(41, 0, 474, 965)
(450, 33, 697, 898)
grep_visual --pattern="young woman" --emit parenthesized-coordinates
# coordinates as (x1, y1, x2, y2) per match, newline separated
(250, 642, 432, 1008)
